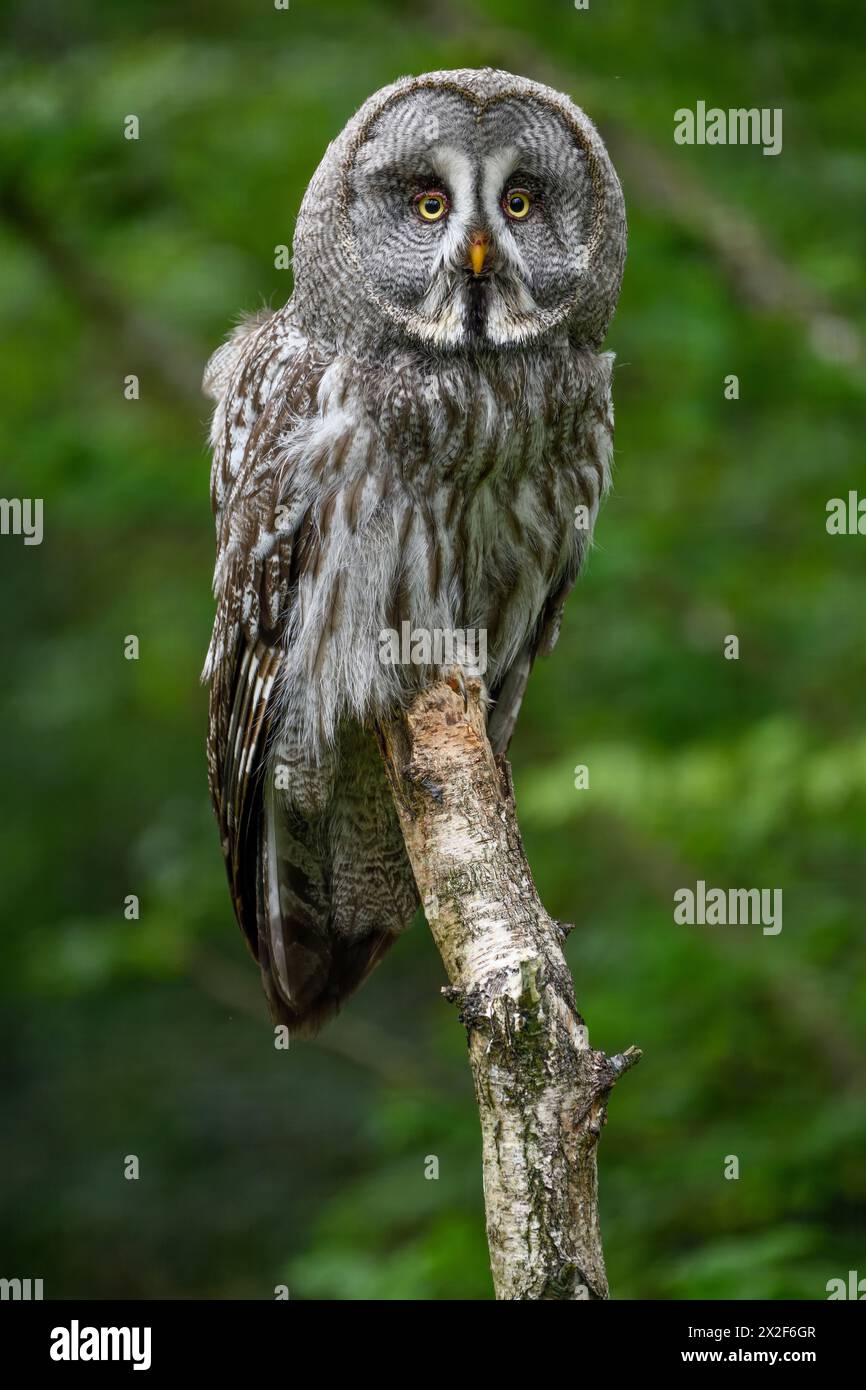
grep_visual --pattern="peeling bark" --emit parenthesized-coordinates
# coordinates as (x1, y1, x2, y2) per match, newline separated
(379, 673, 640, 1301)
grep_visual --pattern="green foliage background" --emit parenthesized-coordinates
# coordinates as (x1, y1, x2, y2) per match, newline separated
(1, 0, 864, 1299)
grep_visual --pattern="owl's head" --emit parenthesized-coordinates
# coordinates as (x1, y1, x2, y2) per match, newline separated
(292, 68, 626, 356)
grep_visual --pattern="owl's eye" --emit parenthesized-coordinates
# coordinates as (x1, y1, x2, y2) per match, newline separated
(413, 190, 450, 222)
(501, 188, 533, 220)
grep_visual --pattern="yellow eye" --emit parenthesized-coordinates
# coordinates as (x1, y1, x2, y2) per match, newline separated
(502, 188, 532, 220)
(414, 190, 449, 222)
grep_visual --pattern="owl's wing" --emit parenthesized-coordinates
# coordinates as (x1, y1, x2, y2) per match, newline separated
(205, 314, 420, 1035)
(486, 572, 576, 757)
(203, 308, 324, 962)
(487, 377, 614, 756)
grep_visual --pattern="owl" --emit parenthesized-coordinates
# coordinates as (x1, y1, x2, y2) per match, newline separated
(203, 68, 626, 1035)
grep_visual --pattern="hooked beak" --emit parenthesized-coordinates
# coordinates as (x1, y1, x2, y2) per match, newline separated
(468, 230, 490, 276)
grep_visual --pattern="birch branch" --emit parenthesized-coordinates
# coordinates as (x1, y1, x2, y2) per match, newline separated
(378, 672, 641, 1300)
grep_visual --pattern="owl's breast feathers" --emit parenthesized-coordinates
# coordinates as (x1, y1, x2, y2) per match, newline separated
(204, 307, 614, 1030)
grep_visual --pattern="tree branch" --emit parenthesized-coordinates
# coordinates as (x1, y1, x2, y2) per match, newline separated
(378, 673, 640, 1300)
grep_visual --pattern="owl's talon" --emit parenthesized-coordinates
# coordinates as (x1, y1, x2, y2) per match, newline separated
(444, 667, 469, 711)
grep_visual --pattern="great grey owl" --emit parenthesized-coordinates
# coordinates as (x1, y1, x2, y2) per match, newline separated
(203, 68, 626, 1035)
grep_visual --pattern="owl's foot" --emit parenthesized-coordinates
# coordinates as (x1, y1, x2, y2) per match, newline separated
(443, 666, 488, 713)
(445, 666, 469, 711)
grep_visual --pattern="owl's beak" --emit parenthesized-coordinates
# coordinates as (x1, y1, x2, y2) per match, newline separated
(468, 231, 490, 276)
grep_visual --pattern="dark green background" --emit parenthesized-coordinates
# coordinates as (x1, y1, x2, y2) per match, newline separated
(1, 0, 864, 1299)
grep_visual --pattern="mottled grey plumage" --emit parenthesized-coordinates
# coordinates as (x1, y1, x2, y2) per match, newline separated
(203, 68, 626, 1034)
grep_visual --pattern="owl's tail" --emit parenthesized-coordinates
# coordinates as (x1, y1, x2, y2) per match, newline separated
(254, 727, 419, 1036)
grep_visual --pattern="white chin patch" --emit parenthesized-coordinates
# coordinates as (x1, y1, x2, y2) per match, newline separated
(484, 279, 542, 345)
(415, 276, 467, 346)
(412, 267, 542, 348)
